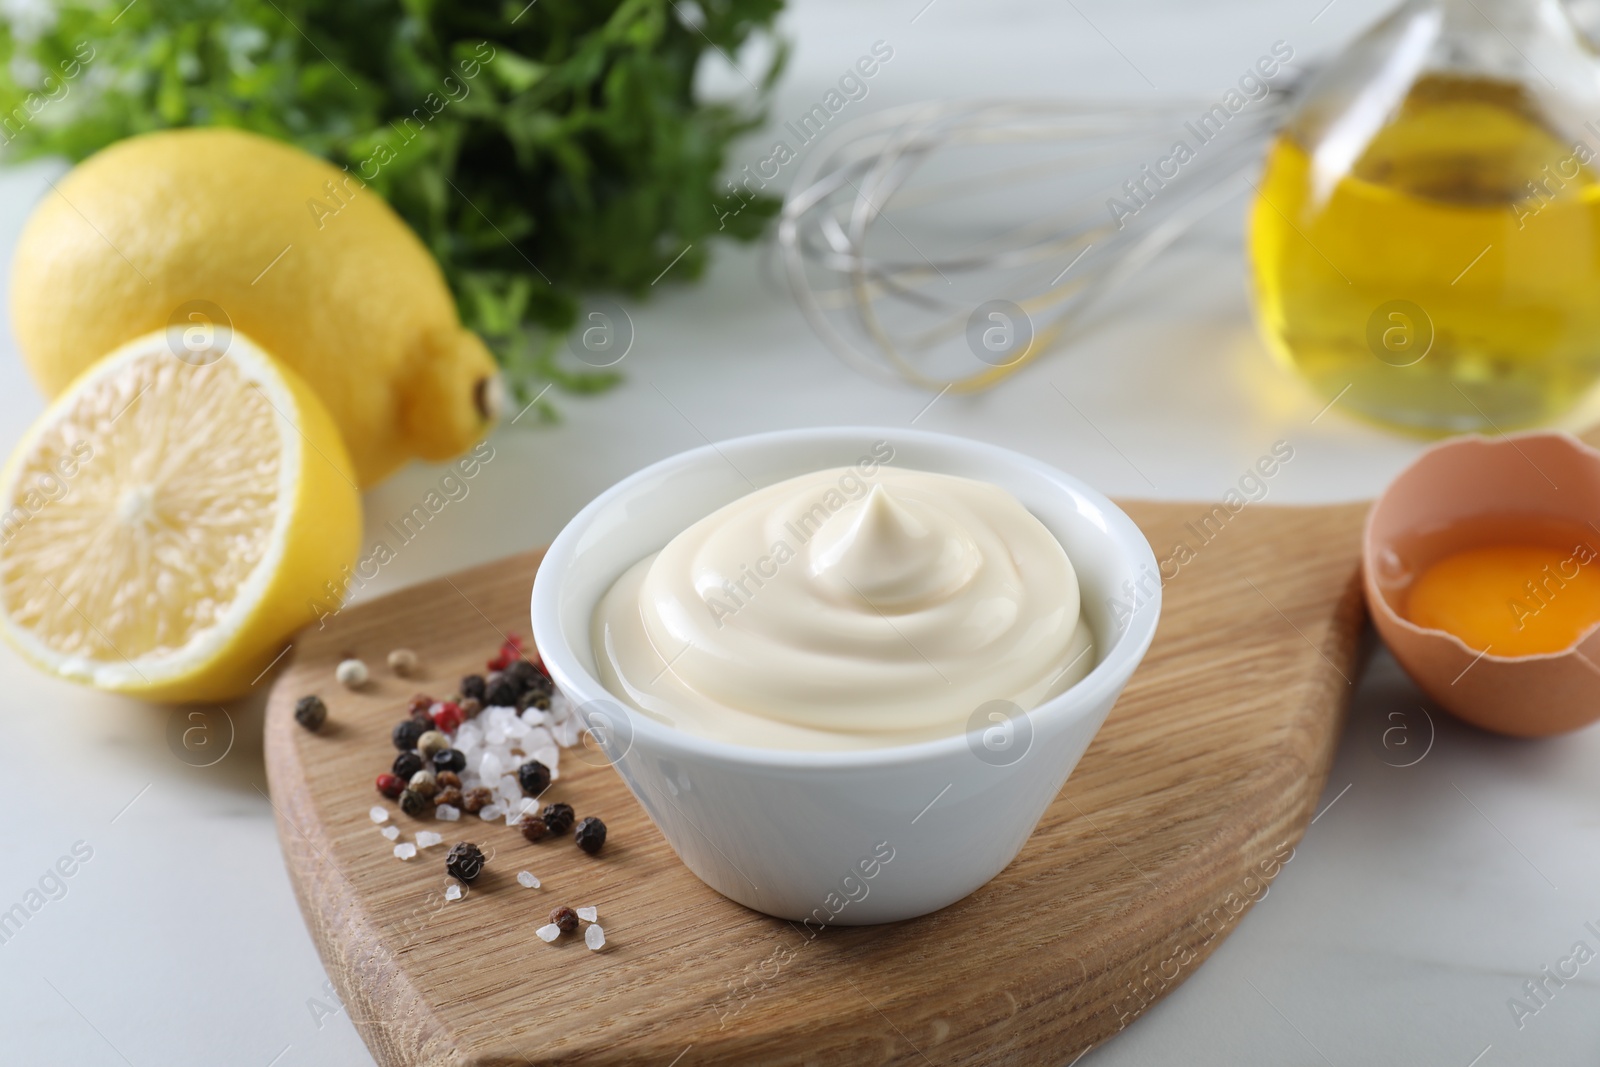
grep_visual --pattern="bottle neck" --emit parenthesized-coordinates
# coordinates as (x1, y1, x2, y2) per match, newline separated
(1435, 0, 1578, 37)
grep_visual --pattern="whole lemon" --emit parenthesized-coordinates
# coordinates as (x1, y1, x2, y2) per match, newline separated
(10, 127, 500, 486)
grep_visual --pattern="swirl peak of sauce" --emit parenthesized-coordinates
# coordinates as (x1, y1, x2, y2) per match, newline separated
(592, 465, 1095, 750)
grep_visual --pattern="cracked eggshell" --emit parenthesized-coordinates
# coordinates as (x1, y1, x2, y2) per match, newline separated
(1364, 431, 1600, 738)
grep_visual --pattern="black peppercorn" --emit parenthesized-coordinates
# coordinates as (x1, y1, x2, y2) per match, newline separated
(519, 692, 552, 712)
(460, 674, 487, 702)
(484, 673, 518, 707)
(433, 748, 467, 774)
(392, 751, 424, 779)
(293, 695, 327, 731)
(398, 788, 428, 817)
(541, 802, 575, 836)
(574, 816, 607, 854)
(550, 906, 579, 933)
(506, 658, 540, 691)
(445, 841, 485, 882)
(517, 759, 552, 796)
(520, 816, 549, 843)
(392, 719, 427, 751)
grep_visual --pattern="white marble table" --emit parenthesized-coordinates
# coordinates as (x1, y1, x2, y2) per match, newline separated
(5, 1, 1600, 1063)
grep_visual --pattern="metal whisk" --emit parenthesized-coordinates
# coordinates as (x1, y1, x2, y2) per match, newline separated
(777, 93, 1299, 392)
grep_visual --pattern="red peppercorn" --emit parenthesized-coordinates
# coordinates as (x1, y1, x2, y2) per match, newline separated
(431, 701, 464, 733)
(487, 634, 524, 670)
(376, 773, 404, 800)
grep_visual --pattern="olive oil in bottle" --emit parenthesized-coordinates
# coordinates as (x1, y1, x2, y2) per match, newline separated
(1249, 0, 1600, 432)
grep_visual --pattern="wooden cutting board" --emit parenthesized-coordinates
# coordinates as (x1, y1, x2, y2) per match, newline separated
(264, 497, 1368, 1066)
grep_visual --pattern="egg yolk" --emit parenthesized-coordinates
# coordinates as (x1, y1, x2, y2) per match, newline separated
(1405, 542, 1600, 656)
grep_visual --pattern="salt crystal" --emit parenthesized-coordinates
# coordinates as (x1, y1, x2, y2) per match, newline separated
(576, 906, 598, 923)
(435, 804, 461, 822)
(531, 745, 560, 770)
(535, 923, 561, 943)
(524, 726, 554, 750)
(485, 725, 507, 746)
(415, 831, 443, 849)
(380, 825, 400, 841)
(479, 803, 505, 821)
(585, 925, 605, 950)
(456, 722, 483, 748)
(517, 871, 540, 889)
(369, 806, 389, 824)
(394, 843, 417, 860)
(479, 752, 503, 780)
(444, 884, 462, 901)
(505, 717, 531, 739)
(520, 708, 547, 728)
(487, 704, 517, 725)
(552, 718, 581, 748)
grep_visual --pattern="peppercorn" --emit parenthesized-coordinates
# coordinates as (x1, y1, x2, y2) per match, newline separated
(430, 702, 464, 733)
(458, 697, 483, 720)
(335, 657, 369, 688)
(407, 693, 434, 716)
(437, 771, 461, 789)
(460, 787, 493, 814)
(484, 673, 518, 708)
(506, 658, 540, 691)
(408, 769, 439, 799)
(517, 759, 551, 796)
(460, 674, 487, 702)
(398, 788, 428, 817)
(520, 816, 549, 843)
(387, 648, 419, 676)
(375, 773, 404, 800)
(416, 730, 450, 758)
(435, 786, 462, 808)
(293, 695, 327, 731)
(541, 803, 575, 836)
(433, 748, 466, 774)
(550, 906, 579, 934)
(574, 816, 606, 854)
(392, 751, 424, 779)
(445, 841, 485, 882)
(392, 719, 427, 751)
(519, 692, 552, 712)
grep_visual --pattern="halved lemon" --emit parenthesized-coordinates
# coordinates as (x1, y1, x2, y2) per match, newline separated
(0, 329, 361, 701)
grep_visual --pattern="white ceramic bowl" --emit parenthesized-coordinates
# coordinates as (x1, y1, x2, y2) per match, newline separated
(531, 427, 1160, 924)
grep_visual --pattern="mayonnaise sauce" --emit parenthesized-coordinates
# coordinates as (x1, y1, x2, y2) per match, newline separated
(591, 464, 1095, 750)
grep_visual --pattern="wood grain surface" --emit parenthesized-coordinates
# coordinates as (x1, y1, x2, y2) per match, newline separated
(263, 497, 1368, 1066)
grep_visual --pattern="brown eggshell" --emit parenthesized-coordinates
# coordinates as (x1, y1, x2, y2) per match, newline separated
(1365, 431, 1600, 737)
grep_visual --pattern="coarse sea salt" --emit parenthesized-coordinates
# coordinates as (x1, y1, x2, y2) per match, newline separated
(535, 923, 561, 943)
(435, 804, 461, 821)
(394, 843, 417, 860)
(576, 906, 598, 923)
(517, 871, 540, 889)
(415, 831, 443, 849)
(380, 825, 400, 841)
(585, 925, 605, 950)
(444, 884, 462, 901)
(479, 803, 505, 821)
(369, 806, 389, 824)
